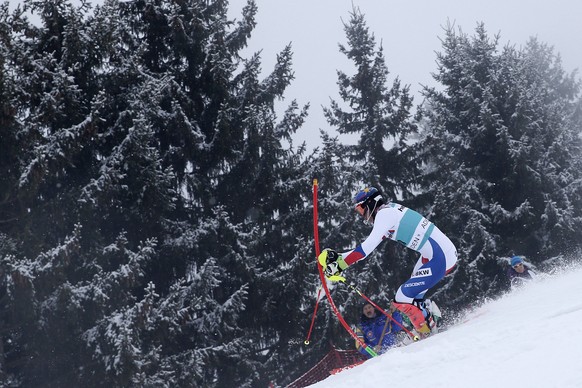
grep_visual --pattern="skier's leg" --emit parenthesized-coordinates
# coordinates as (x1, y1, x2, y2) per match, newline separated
(428, 227, 458, 274)
(395, 237, 446, 302)
(393, 233, 453, 334)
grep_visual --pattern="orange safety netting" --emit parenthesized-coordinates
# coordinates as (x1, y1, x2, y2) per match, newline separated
(286, 345, 366, 388)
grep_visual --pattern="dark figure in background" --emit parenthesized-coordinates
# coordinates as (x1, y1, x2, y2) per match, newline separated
(507, 256, 536, 288)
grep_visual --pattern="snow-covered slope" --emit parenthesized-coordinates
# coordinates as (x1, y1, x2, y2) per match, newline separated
(312, 265, 582, 388)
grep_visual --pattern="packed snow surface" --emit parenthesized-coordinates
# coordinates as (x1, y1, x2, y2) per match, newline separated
(312, 265, 582, 388)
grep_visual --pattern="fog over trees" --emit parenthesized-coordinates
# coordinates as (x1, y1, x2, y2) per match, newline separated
(1, 1, 581, 386)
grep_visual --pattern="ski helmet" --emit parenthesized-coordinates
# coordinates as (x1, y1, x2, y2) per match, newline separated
(352, 187, 384, 218)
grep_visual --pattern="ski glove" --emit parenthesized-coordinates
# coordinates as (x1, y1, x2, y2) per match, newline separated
(318, 249, 348, 280)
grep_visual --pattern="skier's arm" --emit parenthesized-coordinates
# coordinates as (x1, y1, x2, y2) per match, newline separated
(342, 210, 392, 266)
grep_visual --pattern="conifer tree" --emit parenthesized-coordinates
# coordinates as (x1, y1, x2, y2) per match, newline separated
(324, 7, 418, 199)
(419, 23, 582, 304)
(0, 3, 22, 243)
(81, 0, 266, 386)
(90, 0, 315, 386)
(0, 0, 273, 386)
(0, 1, 104, 384)
(321, 7, 420, 320)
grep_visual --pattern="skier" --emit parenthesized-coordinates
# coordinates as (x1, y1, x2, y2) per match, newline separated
(355, 302, 403, 357)
(319, 187, 458, 336)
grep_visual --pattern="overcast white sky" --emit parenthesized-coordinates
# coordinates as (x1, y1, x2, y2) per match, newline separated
(229, 0, 582, 150)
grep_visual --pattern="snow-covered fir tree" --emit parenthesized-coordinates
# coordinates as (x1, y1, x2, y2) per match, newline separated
(418, 23, 582, 306)
(319, 7, 421, 336)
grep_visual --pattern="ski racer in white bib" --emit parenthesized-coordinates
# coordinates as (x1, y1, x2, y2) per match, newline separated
(319, 187, 458, 336)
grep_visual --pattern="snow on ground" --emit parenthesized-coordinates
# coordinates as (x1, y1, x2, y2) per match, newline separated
(311, 265, 582, 388)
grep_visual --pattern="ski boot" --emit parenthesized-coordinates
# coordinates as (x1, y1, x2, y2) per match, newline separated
(412, 299, 435, 333)
(413, 298, 445, 334)
(423, 299, 443, 331)
(392, 301, 432, 337)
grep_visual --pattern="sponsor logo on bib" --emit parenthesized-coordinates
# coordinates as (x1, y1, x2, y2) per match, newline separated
(412, 268, 432, 278)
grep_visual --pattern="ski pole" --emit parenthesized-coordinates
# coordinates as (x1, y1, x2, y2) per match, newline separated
(377, 314, 392, 348)
(340, 280, 420, 341)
